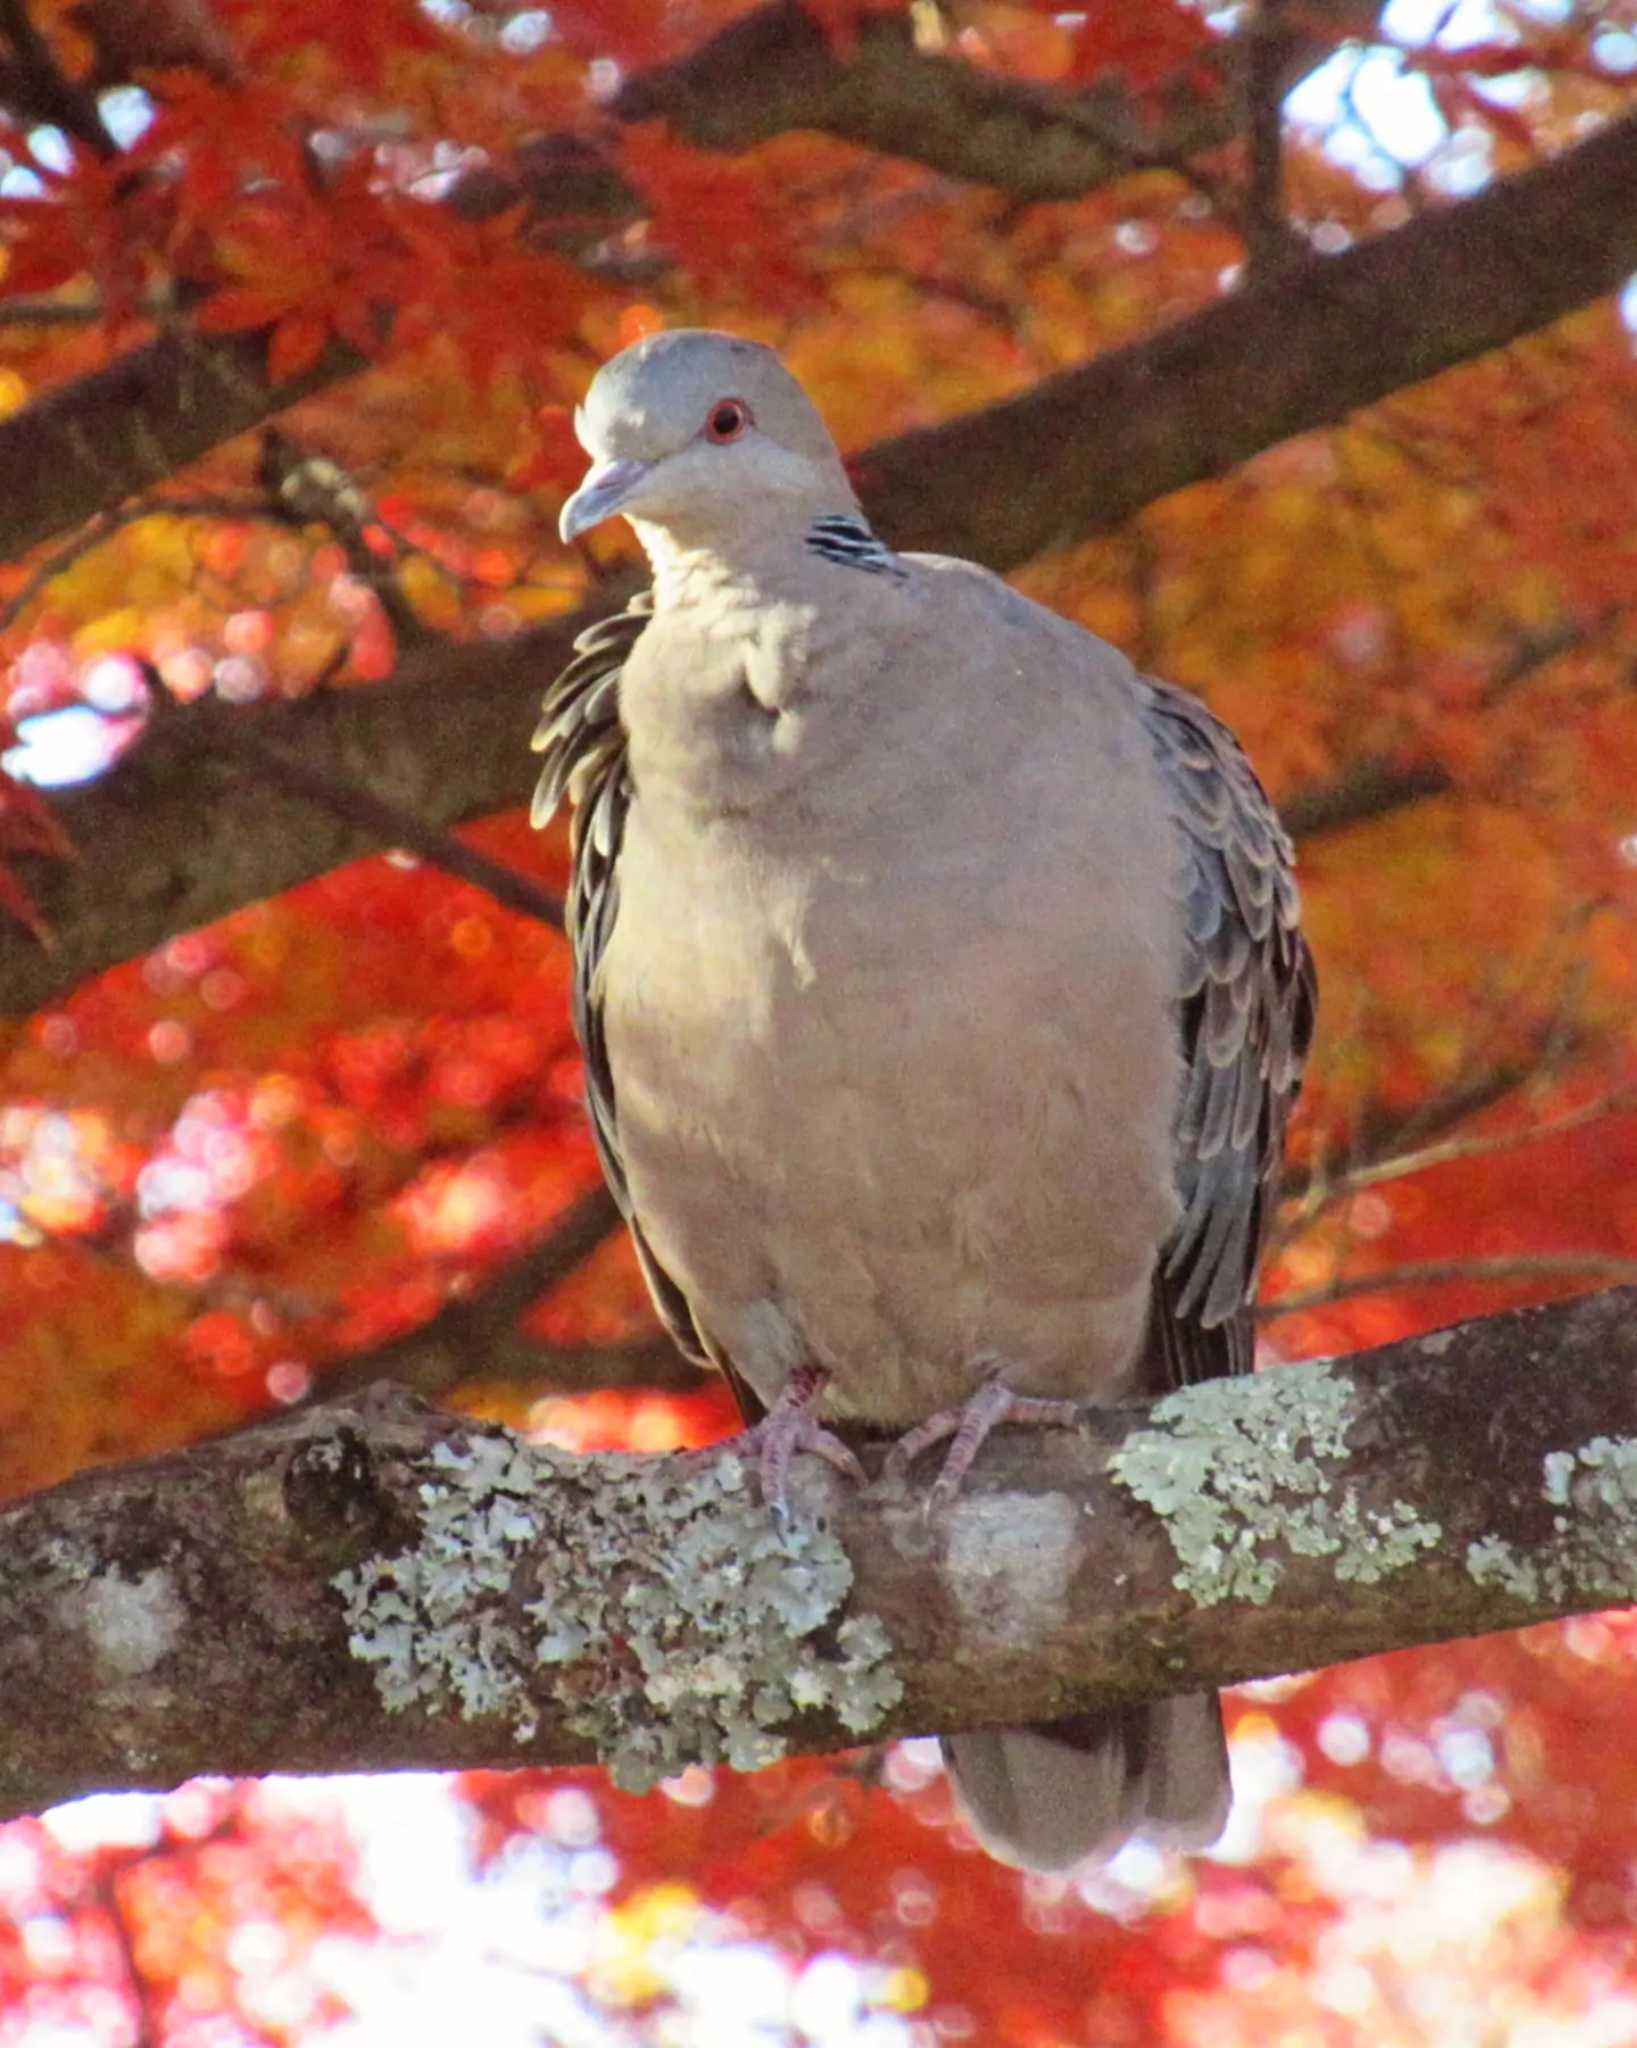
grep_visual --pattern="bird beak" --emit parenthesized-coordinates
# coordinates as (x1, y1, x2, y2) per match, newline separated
(558, 457, 653, 543)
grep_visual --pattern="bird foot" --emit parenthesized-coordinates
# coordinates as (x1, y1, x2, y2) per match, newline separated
(885, 1376, 1085, 1517)
(742, 1365, 867, 1520)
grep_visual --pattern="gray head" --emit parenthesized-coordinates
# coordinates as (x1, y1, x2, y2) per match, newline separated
(559, 330, 858, 548)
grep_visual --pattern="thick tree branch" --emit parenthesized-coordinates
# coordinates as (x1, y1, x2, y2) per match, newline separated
(0, 323, 369, 564)
(1279, 756, 1453, 839)
(612, 0, 1251, 201)
(1241, 0, 1300, 275)
(228, 728, 564, 930)
(0, 598, 617, 1020)
(854, 107, 1637, 566)
(3, 1286, 1636, 1824)
(446, 0, 1372, 231)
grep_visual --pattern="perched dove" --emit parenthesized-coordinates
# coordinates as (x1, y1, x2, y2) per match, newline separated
(534, 330, 1315, 1872)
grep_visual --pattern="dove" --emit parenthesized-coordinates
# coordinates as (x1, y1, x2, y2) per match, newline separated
(534, 329, 1314, 1870)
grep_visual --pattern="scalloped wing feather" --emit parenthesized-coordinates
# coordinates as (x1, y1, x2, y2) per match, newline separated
(531, 593, 715, 1374)
(1138, 678, 1316, 1389)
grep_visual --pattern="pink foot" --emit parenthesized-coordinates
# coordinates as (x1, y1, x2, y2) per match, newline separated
(885, 1376, 1084, 1517)
(743, 1364, 867, 1519)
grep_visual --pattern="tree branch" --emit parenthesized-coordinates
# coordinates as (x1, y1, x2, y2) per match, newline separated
(1279, 755, 1454, 839)
(0, 0, 117, 156)
(1265, 1253, 1637, 1318)
(612, 0, 1250, 202)
(854, 107, 1637, 567)
(482, 1332, 702, 1395)
(298, 1184, 622, 1409)
(0, 494, 280, 637)
(1292, 1083, 1637, 1212)
(0, 323, 369, 564)
(462, 1, 1359, 232)
(0, 596, 624, 1020)
(224, 727, 564, 930)
(1241, 0, 1300, 275)
(3, 1285, 1636, 1824)
(1282, 994, 1601, 1220)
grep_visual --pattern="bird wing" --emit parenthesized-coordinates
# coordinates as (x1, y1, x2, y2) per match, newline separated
(1137, 676, 1317, 1390)
(531, 592, 717, 1375)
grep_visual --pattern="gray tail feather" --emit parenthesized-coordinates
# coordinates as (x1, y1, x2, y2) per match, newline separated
(940, 1693, 1230, 1874)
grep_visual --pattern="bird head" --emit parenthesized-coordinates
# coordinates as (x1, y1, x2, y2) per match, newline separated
(558, 330, 858, 549)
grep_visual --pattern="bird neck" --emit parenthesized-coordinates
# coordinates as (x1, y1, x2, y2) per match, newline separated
(630, 500, 882, 610)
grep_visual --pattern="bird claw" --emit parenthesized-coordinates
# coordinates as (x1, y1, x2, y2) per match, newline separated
(742, 1366, 867, 1521)
(885, 1377, 1085, 1517)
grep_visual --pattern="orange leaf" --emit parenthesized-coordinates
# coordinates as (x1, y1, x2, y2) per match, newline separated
(1063, 0, 1222, 95)
(798, 0, 906, 57)
(266, 307, 330, 383)
(507, 405, 587, 494)
(195, 283, 293, 334)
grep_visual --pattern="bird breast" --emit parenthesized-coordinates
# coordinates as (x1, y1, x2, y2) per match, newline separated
(602, 603, 1187, 1423)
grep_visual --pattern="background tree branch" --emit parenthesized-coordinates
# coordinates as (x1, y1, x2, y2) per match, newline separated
(611, 0, 1352, 202)
(295, 1184, 623, 1409)
(0, 600, 610, 1020)
(1279, 755, 1454, 840)
(3, 1285, 1635, 1825)
(0, 322, 372, 566)
(855, 106, 1637, 566)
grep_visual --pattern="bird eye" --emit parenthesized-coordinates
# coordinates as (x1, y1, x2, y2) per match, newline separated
(705, 398, 751, 443)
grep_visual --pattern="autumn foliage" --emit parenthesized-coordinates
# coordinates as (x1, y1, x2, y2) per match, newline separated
(3, 0, 1637, 2038)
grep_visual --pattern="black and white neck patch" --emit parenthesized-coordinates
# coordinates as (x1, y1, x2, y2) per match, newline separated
(805, 513, 909, 581)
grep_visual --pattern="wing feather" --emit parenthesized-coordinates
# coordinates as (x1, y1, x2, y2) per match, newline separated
(1137, 679, 1317, 1389)
(532, 593, 716, 1374)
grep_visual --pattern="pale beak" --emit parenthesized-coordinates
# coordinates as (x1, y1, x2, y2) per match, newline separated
(558, 457, 653, 543)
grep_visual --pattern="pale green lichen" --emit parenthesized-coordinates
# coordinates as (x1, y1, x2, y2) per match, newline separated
(1467, 1436, 1637, 1605)
(1108, 1362, 1441, 1607)
(332, 1434, 901, 1792)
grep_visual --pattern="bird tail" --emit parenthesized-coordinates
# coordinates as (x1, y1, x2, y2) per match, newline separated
(940, 1693, 1230, 1873)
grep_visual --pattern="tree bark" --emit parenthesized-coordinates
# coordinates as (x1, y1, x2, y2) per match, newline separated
(2, 1286, 1634, 1825)
(0, 320, 368, 566)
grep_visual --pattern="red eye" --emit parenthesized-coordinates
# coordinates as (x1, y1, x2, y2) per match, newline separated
(705, 398, 751, 443)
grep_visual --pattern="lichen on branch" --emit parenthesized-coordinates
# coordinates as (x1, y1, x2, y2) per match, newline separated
(334, 1432, 901, 1788)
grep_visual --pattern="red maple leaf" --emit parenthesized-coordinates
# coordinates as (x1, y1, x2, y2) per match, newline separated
(1061, 0, 1222, 99)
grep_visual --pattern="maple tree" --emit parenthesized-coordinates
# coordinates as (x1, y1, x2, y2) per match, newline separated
(3, 0, 1637, 2038)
